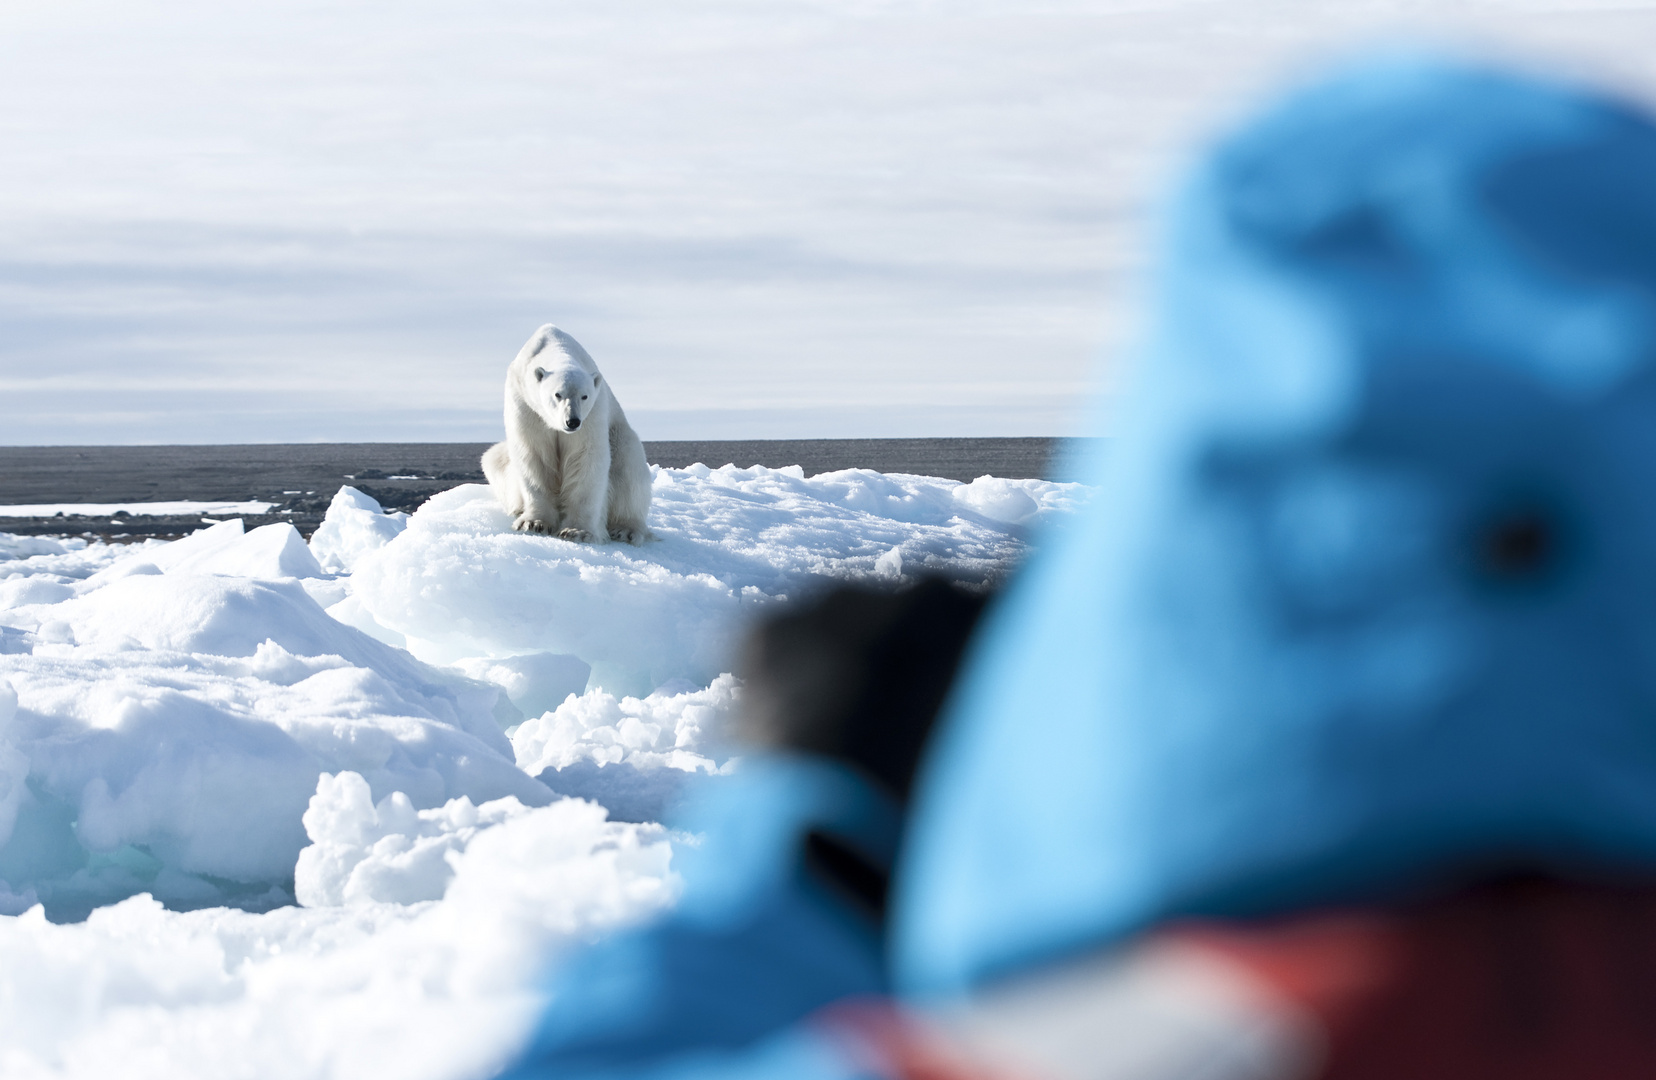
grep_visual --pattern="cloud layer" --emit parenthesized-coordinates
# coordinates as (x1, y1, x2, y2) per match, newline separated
(4, 0, 1655, 443)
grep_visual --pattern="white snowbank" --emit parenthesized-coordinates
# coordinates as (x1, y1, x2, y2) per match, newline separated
(348, 467, 1083, 695)
(146, 518, 325, 579)
(307, 487, 409, 574)
(0, 463, 1087, 1077)
(0, 783, 676, 1080)
(453, 653, 591, 726)
(0, 524, 548, 918)
(0, 535, 89, 560)
(513, 674, 738, 777)
(511, 674, 740, 823)
(0, 681, 27, 884)
(297, 771, 534, 907)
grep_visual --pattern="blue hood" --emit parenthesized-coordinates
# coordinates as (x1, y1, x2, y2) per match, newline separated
(893, 56, 1656, 996)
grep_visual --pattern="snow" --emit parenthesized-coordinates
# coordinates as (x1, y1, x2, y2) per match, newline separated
(0, 466, 1086, 1077)
(513, 675, 741, 824)
(308, 487, 409, 575)
(345, 468, 1083, 694)
(293, 770, 669, 911)
(0, 790, 676, 1080)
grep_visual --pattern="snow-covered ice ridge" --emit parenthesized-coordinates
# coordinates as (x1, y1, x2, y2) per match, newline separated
(0, 463, 1087, 1079)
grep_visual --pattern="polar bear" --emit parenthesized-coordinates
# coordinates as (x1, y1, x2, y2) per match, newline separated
(482, 324, 654, 544)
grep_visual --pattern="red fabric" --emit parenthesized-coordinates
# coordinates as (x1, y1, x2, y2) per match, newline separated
(815, 1000, 1034, 1080)
(1175, 878, 1656, 1080)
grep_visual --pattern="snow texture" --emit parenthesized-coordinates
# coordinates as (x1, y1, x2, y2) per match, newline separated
(0, 465, 1084, 1076)
(347, 469, 1083, 694)
(0, 787, 676, 1080)
(307, 487, 409, 574)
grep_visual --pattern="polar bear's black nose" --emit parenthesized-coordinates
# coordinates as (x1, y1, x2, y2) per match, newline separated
(566, 417, 581, 431)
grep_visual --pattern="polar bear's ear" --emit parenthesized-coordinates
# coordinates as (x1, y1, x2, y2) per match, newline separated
(592, 374, 601, 386)
(533, 367, 548, 382)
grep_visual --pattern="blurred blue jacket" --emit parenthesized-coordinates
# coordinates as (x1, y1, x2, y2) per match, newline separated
(894, 55, 1656, 997)
(496, 756, 895, 1080)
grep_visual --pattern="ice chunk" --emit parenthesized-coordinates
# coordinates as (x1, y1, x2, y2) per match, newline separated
(182, 522, 324, 579)
(453, 652, 592, 721)
(296, 771, 531, 906)
(63, 573, 394, 660)
(533, 760, 705, 825)
(0, 879, 37, 916)
(295, 769, 677, 913)
(142, 520, 325, 579)
(953, 474, 1042, 526)
(0, 626, 31, 655)
(512, 676, 737, 821)
(0, 680, 25, 849)
(309, 486, 410, 574)
(349, 472, 1085, 693)
(0, 795, 676, 1078)
(324, 592, 409, 648)
(2, 567, 551, 917)
(0, 535, 86, 561)
(0, 576, 75, 611)
(142, 518, 246, 572)
(0, 461, 1093, 1073)
(512, 673, 737, 778)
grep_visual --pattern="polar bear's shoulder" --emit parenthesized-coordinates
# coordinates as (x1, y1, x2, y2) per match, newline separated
(516, 323, 600, 376)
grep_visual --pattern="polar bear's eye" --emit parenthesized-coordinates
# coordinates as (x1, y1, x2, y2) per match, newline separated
(581, 394, 588, 400)
(554, 392, 563, 400)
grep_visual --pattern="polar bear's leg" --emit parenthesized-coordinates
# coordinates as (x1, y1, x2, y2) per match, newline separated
(606, 418, 655, 545)
(515, 465, 563, 535)
(556, 436, 610, 543)
(488, 440, 561, 534)
(515, 480, 561, 534)
(482, 442, 526, 517)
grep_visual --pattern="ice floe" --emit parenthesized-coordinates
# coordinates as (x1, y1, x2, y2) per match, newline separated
(0, 463, 1087, 1077)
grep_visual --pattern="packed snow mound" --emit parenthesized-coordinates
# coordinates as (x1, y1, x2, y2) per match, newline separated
(64, 573, 398, 666)
(297, 771, 534, 907)
(145, 518, 325, 579)
(0, 681, 26, 873)
(453, 652, 592, 723)
(0, 535, 88, 561)
(0, 465, 1080, 919)
(513, 674, 738, 776)
(0, 539, 548, 919)
(348, 467, 1085, 694)
(0, 461, 1089, 1078)
(513, 675, 740, 823)
(0, 793, 676, 1080)
(308, 486, 409, 574)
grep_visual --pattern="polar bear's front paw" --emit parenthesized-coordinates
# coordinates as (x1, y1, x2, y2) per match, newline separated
(608, 526, 653, 545)
(557, 527, 598, 543)
(514, 516, 553, 534)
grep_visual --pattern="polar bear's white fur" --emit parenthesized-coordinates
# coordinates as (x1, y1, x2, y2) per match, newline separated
(482, 324, 653, 544)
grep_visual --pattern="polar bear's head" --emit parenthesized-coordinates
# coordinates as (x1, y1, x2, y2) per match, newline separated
(515, 324, 604, 434)
(533, 363, 600, 433)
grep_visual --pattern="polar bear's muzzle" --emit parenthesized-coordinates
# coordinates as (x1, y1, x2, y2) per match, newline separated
(564, 417, 582, 431)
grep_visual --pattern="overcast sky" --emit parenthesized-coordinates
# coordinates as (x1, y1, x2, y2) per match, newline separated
(5, 0, 1656, 445)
